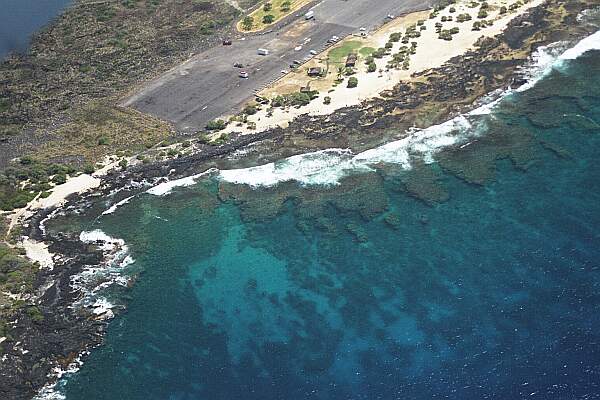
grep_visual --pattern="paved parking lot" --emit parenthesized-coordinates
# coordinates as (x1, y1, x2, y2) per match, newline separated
(122, 0, 433, 132)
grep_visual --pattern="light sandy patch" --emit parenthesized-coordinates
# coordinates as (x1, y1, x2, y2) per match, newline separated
(222, 0, 546, 135)
(30, 174, 101, 210)
(22, 238, 54, 270)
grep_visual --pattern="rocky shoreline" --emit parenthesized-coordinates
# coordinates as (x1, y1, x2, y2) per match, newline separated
(1, 0, 598, 398)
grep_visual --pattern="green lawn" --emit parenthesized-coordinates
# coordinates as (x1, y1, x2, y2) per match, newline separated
(328, 41, 364, 64)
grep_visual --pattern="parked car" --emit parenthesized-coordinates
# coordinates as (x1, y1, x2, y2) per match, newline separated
(234, 62, 244, 68)
(223, 39, 232, 45)
(239, 71, 249, 78)
(310, 50, 318, 55)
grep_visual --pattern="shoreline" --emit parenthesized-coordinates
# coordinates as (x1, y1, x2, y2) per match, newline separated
(1, 0, 599, 398)
(222, 0, 548, 136)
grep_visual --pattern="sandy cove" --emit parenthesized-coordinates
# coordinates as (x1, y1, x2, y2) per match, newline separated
(6, 159, 122, 270)
(221, 0, 547, 136)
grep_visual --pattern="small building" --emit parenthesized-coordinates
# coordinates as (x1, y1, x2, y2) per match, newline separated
(307, 67, 323, 77)
(345, 53, 358, 67)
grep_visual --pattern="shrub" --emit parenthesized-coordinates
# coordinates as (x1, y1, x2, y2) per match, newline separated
(83, 164, 95, 174)
(323, 96, 331, 105)
(449, 7, 456, 12)
(389, 32, 402, 42)
(372, 48, 386, 58)
(499, 6, 507, 14)
(281, 1, 291, 11)
(478, 9, 488, 18)
(457, 13, 472, 22)
(206, 119, 226, 130)
(263, 2, 272, 11)
(26, 306, 44, 323)
(243, 104, 258, 115)
(19, 156, 33, 165)
(289, 92, 311, 107)
(242, 16, 254, 30)
(347, 77, 358, 88)
(263, 14, 275, 24)
(97, 136, 109, 145)
(118, 159, 128, 170)
(367, 62, 377, 72)
(52, 173, 67, 184)
(438, 30, 453, 40)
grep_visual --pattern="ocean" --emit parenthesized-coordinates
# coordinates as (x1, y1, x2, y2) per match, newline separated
(42, 35, 600, 399)
(0, 0, 71, 59)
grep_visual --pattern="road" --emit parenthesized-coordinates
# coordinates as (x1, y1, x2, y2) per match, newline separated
(122, 0, 434, 132)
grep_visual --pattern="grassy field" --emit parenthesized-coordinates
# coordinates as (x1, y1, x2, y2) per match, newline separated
(328, 41, 363, 64)
(237, 0, 312, 32)
(37, 100, 171, 165)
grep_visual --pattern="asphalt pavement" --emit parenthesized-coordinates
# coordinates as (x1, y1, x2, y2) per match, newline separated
(122, 0, 433, 132)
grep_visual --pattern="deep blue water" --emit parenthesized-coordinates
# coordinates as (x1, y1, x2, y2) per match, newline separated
(52, 50, 600, 399)
(0, 0, 71, 59)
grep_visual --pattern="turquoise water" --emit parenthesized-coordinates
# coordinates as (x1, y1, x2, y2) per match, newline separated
(0, 0, 72, 59)
(55, 50, 600, 399)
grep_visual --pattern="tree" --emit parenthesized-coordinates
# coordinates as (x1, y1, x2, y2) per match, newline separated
(263, 14, 275, 24)
(367, 62, 377, 73)
(242, 16, 254, 30)
(323, 96, 331, 105)
(347, 77, 358, 88)
(281, 1, 291, 11)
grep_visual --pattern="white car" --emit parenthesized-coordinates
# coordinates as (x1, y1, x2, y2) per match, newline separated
(387, 14, 395, 19)
(310, 50, 318, 55)
(359, 27, 366, 32)
(239, 71, 249, 78)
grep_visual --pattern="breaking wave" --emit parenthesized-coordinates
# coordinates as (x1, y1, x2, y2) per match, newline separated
(73, 230, 134, 313)
(219, 30, 600, 188)
(146, 169, 217, 196)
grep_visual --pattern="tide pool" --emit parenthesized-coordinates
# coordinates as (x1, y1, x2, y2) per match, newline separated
(48, 49, 600, 400)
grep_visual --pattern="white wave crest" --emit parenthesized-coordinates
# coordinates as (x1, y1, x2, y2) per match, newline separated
(559, 29, 600, 60)
(73, 230, 133, 310)
(516, 29, 600, 92)
(220, 114, 477, 187)
(102, 195, 135, 215)
(146, 169, 217, 196)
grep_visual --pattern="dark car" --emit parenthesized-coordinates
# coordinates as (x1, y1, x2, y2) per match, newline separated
(223, 39, 232, 45)
(234, 62, 244, 68)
